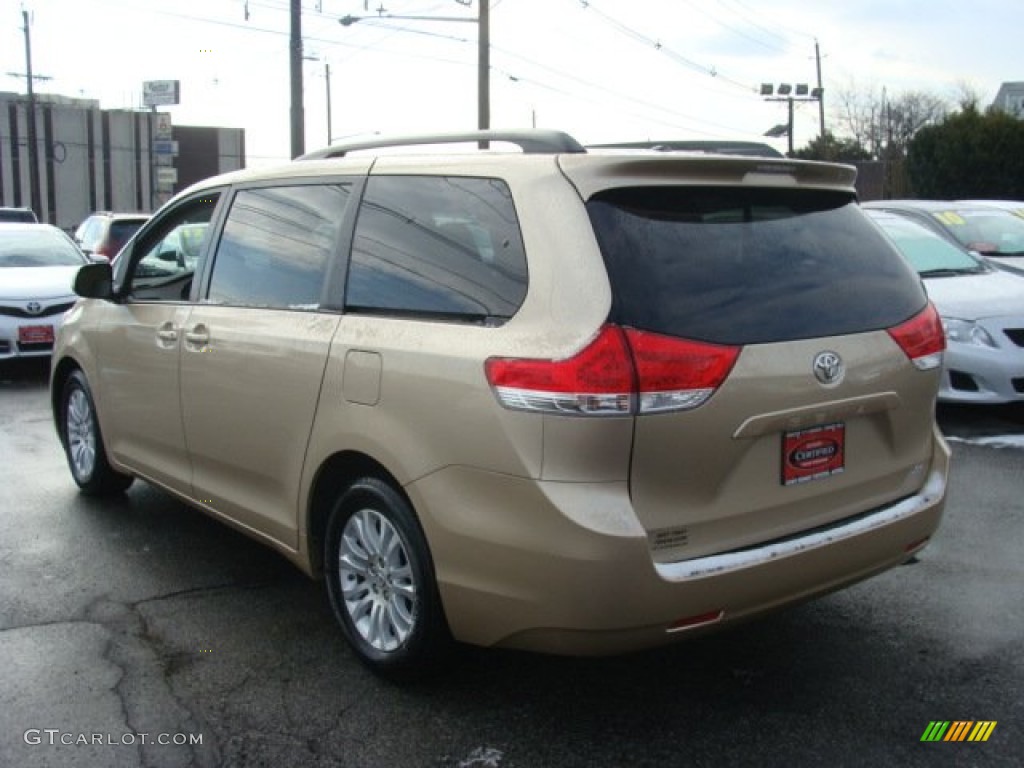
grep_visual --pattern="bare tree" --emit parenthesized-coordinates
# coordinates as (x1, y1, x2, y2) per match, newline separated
(831, 84, 950, 197)
(833, 84, 949, 160)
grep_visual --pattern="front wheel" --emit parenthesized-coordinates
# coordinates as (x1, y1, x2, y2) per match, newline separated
(60, 369, 133, 495)
(325, 477, 450, 678)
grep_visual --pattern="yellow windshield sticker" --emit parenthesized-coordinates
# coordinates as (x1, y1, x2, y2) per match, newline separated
(933, 211, 967, 226)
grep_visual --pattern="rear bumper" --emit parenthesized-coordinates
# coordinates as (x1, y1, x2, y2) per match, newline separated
(409, 427, 950, 655)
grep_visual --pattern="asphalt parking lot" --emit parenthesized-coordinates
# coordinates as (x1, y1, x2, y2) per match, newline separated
(1, 358, 1021, 768)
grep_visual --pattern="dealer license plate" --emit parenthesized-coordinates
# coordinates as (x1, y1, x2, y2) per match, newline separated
(782, 422, 845, 486)
(18, 324, 54, 345)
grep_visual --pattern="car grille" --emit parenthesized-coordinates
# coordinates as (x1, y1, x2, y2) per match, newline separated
(17, 340, 54, 353)
(1013, 378, 1024, 394)
(1005, 329, 1024, 347)
(0, 301, 75, 319)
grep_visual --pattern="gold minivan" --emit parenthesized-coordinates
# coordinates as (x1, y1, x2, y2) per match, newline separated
(52, 130, 950, 676)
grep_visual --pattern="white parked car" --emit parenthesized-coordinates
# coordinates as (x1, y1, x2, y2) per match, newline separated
(958, 199, 1024, 219)
(862, 200, 1024, 277)
(866, 210, 1024, 404)
(0, 223, 88, 361)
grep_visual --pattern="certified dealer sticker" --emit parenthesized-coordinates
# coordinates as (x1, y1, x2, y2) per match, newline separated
(782, 422, 845, 485)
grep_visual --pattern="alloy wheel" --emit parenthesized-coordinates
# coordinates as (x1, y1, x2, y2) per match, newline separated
(338, 507, 418, 652)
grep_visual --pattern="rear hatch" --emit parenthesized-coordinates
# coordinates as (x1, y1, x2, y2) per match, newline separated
(581, 177, 943, 562)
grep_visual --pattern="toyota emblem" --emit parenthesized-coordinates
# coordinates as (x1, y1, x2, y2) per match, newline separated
(25, 301, 43, 316)
(813, 351, 844, 386)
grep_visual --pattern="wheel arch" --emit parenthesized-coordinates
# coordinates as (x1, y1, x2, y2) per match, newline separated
(306, 450, 414, 579)
(50, 355, 83, 443)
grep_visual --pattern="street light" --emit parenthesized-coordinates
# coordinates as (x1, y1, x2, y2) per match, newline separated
(339, 3, 490, 136)
(761, 82, 823, 156)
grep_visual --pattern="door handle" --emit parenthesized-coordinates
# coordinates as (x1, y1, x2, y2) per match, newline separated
(184, 324, 210, 351)
(155, 322, 178, 347)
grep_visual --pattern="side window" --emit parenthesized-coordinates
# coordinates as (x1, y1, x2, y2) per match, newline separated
(206, 184, 350, 310)
(127, 194, 220, 301)
(345, 176, 528, 323)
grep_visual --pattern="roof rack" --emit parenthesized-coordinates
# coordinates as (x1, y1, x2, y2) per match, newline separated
(298, 129, 587, 160)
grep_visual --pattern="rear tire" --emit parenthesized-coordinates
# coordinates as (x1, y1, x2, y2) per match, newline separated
(60, 369, 133, 495)
(324, 477, 450, 679)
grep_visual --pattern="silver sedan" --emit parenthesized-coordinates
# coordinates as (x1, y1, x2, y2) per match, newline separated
(0, 223, 88, 361)
(866, 209, 1024, 404)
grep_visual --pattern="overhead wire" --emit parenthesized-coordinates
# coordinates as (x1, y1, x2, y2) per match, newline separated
(574, 0, 754, 93)
(721, 0, 817, 42)
(23, 0, 781, 144)
(679, 0, 792, 55)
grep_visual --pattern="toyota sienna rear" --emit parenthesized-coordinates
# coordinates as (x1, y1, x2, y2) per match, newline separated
(52, 130, 949, 676)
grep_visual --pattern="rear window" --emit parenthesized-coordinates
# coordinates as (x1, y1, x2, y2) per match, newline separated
(0, 208, 37, 223)
(109, 221, 144, 241)
(587, 187, 926, 345)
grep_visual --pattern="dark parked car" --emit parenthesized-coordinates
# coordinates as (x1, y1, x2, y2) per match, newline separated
(74, 212, 150, 260)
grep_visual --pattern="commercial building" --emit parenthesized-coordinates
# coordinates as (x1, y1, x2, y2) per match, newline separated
(991, 82, 1024, 117)
(0, 91, 244, 232)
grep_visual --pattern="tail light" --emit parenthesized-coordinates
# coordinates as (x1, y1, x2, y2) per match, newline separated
(888, 303, 945, 371)
(485, 324, 739, 416)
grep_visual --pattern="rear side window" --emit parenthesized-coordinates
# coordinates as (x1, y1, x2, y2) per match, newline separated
(345, 176, 528, 323)
(208, 184, 350, 310)
(587, 187, 926, 345)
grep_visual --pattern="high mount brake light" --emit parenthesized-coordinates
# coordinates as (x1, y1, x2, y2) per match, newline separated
(888, 303, 945, 371)
(485, 325, 739, 416)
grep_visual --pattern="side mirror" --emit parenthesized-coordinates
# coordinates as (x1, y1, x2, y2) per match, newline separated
(73, 262, 114, 300)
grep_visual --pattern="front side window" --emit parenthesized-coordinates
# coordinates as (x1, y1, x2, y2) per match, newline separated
(125, 194, 220, 301)
(345, 176, 528, 323)
(206, 184, 350, 310)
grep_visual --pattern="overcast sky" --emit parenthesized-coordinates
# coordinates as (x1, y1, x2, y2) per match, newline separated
(2, 0, 1019, 165)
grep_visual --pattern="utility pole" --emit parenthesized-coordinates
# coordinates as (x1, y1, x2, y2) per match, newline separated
(325, 62, 332, 146)
(814, 39, 826, 139)
(289, 0, 305, 158)
(478, 0, 489, 133)
(339, 2, 491, 140)
(21, 10, 43, 218)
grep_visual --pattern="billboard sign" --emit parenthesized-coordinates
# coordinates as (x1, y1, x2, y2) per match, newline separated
(143, 80, 180, 107)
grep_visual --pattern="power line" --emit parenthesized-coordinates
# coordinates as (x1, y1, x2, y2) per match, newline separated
(574, 0, 754, 93)
(487, 44, 762, 139)
(680, 0, 793, 56)
(720, 0, 817, 42)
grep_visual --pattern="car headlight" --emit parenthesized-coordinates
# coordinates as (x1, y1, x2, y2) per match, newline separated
(942, 317, 998, 348)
